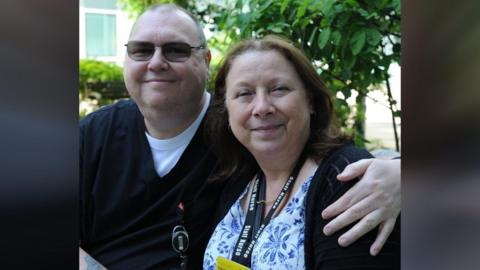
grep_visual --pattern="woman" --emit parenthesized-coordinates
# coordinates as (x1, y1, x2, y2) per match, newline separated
(203, 35, 400, 269)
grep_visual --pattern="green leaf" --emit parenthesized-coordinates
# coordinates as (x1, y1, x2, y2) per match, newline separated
(345, 0, 360, 8)
(365, 28, 382, 46)
(259, 0, 273, 12)
(280, 0, 290, 14)
(336, 13, 350, 28)
(296, 0, 310, 20)
(235, 0, 243, 10)
(350, 29, 366, 55)
(308, 26, 319, 45)
(341, 67, 352, 81)
(238, 13, 250, 29)
(334, 3, 343, 13)
(357, 8, 369, 17)
(393, 0, 401, 14)
(344, 53, 357, 69)
(268, 25, 283, 33)
(319, 0, 336, 15)
(331, 30, 342, 46)
(366, 12, 378, 20)
(322, 12, 335, 27)
(318, 28, 331, 49)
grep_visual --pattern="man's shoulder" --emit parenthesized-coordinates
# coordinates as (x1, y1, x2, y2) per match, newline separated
(80, 99, 138, 128)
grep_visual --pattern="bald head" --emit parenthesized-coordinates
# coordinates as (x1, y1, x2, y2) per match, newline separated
(130, 4, 207, 47)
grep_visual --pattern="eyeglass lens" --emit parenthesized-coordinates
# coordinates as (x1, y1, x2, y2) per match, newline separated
(126, 41, 193, 62)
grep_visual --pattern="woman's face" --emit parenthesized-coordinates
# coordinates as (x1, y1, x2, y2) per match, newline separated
(225, 50, 313, 159)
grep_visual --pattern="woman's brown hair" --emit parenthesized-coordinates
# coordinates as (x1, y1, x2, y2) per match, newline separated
(206, 35, 348, 181)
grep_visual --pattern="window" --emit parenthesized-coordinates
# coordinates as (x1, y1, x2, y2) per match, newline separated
(83, 0, 116, 9)
(85, 13, 116, 57)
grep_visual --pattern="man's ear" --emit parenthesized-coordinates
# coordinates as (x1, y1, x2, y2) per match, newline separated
(205, 49, 212, 66)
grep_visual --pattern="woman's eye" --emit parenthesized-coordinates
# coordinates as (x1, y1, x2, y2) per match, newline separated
(237, 91, 253, 97)
(274, 86, 289, 91)
(272, 86, 290, 94)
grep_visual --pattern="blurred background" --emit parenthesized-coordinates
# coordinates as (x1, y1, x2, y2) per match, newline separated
(79, 0, 401, 152)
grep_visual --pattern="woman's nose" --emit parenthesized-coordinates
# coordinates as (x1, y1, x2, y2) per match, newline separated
(252, 94, 275, 118)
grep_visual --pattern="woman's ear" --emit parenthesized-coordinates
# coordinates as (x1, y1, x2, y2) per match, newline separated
(308, 94, 315, 115)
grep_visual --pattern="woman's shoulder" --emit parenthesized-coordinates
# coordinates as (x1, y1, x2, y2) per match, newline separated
(328, 142, 373, 163)
(315, 142, 372, 175)
(308, 143, 373, 202)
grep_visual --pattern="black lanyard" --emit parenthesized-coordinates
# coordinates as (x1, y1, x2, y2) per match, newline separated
(231, 152, 307, 267)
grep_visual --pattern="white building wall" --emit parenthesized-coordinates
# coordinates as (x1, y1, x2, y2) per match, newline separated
(365, 63, 401, 151)
(79, 3, 135, 66)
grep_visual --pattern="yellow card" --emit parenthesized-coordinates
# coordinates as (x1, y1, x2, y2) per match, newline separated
(215, 256, 250, 270)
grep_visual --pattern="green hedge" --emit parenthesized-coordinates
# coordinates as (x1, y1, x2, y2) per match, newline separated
(79, 59, 128, 119)
(79, 59, 124, 94)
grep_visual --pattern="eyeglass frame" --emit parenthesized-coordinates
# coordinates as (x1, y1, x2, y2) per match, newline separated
(124, 41, 206, 62)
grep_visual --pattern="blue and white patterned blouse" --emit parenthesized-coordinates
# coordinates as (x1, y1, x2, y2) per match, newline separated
(203, 176, 313, 270)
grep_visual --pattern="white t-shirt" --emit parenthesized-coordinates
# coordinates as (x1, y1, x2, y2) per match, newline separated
(145, 92, 210, 177)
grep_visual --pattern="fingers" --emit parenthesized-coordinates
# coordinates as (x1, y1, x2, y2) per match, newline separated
(322, 181, 366, 219)
(324, 158, 380, 219)
(370, 217, 397, 256)
(336, 210, 383, 247)
(337, 158, 374, 181)
(323, 196, 377, 236)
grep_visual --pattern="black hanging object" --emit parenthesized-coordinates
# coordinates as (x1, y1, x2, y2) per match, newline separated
(172, 225, 189, 269)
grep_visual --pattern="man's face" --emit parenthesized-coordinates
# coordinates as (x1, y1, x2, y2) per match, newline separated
(123, 10, 210, 116)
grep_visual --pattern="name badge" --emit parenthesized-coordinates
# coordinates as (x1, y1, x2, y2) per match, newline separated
(215, 256, 250, 270)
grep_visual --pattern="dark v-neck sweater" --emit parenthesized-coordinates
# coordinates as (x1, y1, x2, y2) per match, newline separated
(80, 99, 223, 269)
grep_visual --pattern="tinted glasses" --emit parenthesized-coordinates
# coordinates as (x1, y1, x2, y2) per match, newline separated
(125, 41, 205, 62)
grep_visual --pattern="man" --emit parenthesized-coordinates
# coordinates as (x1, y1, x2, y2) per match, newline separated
(80, 4, 400, 269)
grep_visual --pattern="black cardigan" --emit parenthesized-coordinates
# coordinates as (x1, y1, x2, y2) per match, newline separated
(213, 143, 400, 269)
